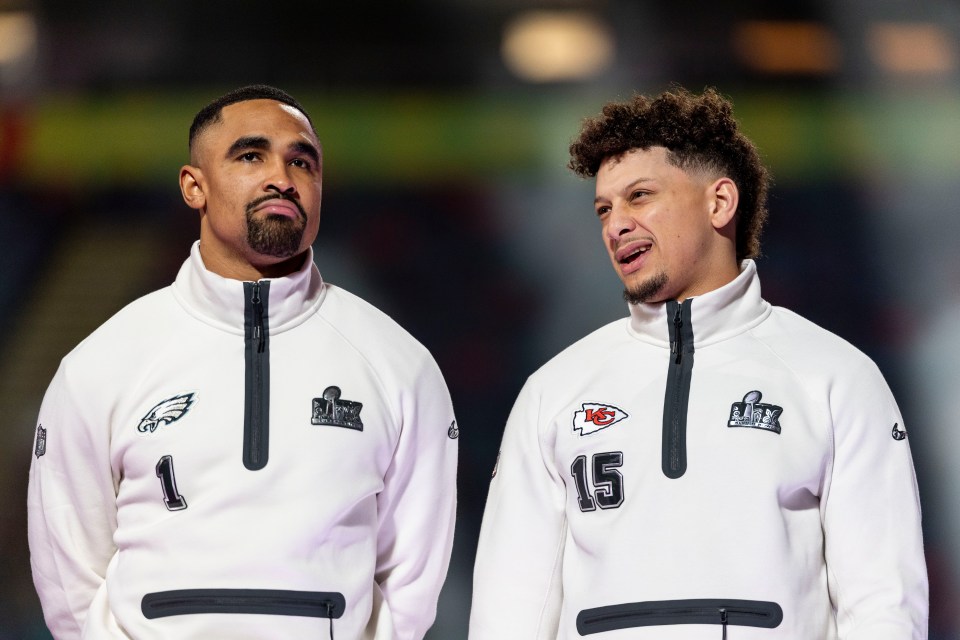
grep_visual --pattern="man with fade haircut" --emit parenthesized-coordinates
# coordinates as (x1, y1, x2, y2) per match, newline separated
(469, 87, 927, 639)
(28, 85, 459, 640)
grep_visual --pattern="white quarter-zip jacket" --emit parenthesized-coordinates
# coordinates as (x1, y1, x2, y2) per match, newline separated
(469, 260, 926, 639)
(28, 241, 459, 640)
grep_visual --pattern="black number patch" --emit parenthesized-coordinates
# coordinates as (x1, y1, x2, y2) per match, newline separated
(570, 451, 624, 512)
(156, 455, 188, 511)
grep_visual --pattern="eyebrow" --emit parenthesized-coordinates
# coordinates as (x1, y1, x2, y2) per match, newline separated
(224, 137, 321, 166)
(291, 140, 321, 165)
(226, 136, 269, 159)
(594, 178, 654, 204)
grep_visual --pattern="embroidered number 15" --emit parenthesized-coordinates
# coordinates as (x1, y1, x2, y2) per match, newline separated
(570, 451, 624, 512)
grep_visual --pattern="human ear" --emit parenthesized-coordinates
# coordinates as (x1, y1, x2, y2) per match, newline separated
(709, 177, 739, 230)
(179, 165, 206, 211)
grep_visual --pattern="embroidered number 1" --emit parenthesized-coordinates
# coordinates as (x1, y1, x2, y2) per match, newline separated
(156, 455, 188, 511)
(570, 451, 624, 512)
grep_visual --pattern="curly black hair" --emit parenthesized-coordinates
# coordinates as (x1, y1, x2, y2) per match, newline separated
(568, 87, 770, 262)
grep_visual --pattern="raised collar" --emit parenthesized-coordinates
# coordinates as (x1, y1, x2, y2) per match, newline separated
(626, 259, 771, 348)
(171, 241, 326, 335)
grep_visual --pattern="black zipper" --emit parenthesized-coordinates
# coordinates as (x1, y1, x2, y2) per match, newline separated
(662, 298, 694, 479)
(141, 588, 345, 619)
(243, 281, 271, 471)
(576, 598, 783, 636)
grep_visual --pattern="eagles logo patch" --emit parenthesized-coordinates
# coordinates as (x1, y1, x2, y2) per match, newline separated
(573, 402, 629, 436)
(137, 393, 196, 433)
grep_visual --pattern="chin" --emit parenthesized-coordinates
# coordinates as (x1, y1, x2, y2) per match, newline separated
(622, 270, 669, 305)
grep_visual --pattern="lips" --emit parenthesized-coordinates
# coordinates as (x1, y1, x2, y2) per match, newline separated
(255, 199, 302, 220)
(615, 240, 652, 274)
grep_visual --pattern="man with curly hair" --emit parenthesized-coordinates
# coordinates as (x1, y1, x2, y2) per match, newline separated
(469, 87, 927, 639)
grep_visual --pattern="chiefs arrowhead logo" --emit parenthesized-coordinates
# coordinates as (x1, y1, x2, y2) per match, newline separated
(573, 402, 629, 436)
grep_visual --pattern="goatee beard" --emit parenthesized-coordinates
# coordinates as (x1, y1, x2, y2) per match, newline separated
(244, 195, 308, 258)
(623, 271, 668, 305)
(246, 213, 306, 258)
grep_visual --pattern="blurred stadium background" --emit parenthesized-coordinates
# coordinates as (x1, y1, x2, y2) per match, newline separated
(1, 0, 958, 637)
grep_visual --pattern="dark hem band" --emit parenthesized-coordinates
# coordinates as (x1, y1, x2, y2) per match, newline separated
(142, 588, 345, 620)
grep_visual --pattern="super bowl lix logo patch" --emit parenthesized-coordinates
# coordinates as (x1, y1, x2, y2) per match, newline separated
(573, 402, 629, 436)
(728, 390, 782, 434)
(312, 386, 363, 431)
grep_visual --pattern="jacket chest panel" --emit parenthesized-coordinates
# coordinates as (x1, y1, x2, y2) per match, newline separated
(552, 353, 829, 523)
(111, 333, 394, 531)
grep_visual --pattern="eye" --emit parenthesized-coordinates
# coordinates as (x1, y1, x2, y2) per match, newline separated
(238, 151, 261, 162)
(595, 205, 611, 218)
(289, 157, 314, 171)
(630, 190, 646, 200)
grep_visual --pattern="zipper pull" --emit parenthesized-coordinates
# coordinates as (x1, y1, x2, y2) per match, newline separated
(671, 304, 683, 364)
(719, 607, 728, 640)
(325, 601, 336, 640)
(251, 282, 265, 353)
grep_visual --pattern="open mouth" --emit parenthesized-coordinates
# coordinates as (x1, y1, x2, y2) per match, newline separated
(618, 244, 650, 266)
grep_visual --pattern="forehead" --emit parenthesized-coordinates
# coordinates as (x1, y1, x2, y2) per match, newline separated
(595, 146, 700, 193)
(200, 99, 318, 151)
(598, 147, 670, 180)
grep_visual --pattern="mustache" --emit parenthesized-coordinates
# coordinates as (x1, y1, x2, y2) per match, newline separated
(245, 193, 307, 221)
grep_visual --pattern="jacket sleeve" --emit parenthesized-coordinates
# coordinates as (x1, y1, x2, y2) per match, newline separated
(469, 378, 566, 640)
(373, 353, 458, 640)
(821, 358, 928, 639)
(27, 360, 119, 640)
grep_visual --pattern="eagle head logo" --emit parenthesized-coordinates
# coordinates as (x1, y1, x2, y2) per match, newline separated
(137, 393, 196, 433)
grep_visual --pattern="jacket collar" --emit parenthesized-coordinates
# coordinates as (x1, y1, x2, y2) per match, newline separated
(172, 241, 326, 335)
(626, 259, 771, 348)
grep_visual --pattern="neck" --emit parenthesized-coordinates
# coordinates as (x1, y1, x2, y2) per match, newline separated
(198, 243, 308, 281)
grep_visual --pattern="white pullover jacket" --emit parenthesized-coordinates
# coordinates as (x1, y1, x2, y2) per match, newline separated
(28, 242, 459, 640)
(470, 260, 926, 639)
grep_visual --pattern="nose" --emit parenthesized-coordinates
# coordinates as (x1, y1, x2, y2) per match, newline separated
(605, 202, 636, 241)
(264, 159, 297, 195)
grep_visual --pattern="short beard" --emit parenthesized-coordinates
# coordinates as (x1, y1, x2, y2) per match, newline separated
(623, 271, 668, 305)
(245, 196, 307, 258)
